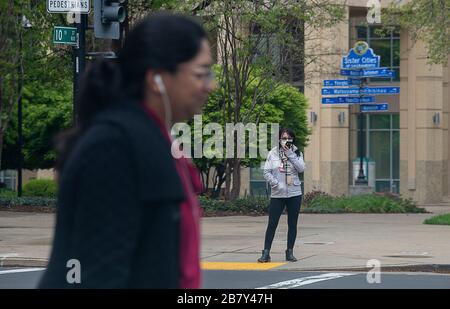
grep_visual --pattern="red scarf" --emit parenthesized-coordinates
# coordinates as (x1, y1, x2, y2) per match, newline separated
(142, 104, 203, 289)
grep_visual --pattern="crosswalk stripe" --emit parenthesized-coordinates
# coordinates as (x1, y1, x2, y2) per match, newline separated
(201, 262, 287, 271)
(256, 272, 357, 289)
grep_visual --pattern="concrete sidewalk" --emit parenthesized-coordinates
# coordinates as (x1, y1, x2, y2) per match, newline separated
(1, 205, 449, 271)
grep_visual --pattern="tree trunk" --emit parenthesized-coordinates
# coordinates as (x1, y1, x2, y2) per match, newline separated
(224, 159, 232, 200)
(0, 133, 3, 171)
(230, 158, 241, 200)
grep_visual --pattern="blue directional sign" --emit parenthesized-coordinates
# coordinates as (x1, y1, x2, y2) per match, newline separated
(322, 96, 376, 104)
(322, 88, 360, 96)
(348, 78, 363, 85)
(362, 86, 399, 95)
(342, 41, 380, 69)
(340, 67, 395, 78)
(360, 68, 395, 78)
(322, 86, 399, 96)
(324, 80, 350, 87)
(360, 103, 389, 112)
(323, 79, 363, 87)
(340, 69, 363, 77)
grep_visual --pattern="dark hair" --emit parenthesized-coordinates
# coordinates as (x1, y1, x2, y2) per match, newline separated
(279, 127, 300, 156)
(55, 12, 207, 172)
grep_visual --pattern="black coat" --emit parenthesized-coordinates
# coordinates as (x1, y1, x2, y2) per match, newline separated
(39, 101, 186, 288)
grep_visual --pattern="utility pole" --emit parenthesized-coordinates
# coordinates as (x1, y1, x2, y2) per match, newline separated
(73, 14, 87, 125)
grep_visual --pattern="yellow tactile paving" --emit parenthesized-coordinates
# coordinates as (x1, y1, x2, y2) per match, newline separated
(201, 262, 287, 271)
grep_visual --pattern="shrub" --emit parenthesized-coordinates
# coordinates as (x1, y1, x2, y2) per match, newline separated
(0, 188, 17, 198)
(303, 190, 331, 208)
(0, 196, 57, 208)
(199, 196, 269, 216)
(303, 193, 427, 214)
(23, 179, 57, 198)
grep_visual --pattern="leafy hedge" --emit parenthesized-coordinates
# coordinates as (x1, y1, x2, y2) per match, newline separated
(199, 196, 269, 216)
(302, 192, 426, 214)
(0, 190, 426, 215)
(200, 192, 426, 216)
(23, 179, 57, 198)
(0, 196, 57, 208)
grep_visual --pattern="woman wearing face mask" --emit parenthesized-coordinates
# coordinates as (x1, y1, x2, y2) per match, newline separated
(39, 13, 215, 288)
(258, 128, 305, 263)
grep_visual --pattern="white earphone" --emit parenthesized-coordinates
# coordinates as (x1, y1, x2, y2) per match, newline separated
(153, 74, 172, 130)
(153, 74, 166, 95)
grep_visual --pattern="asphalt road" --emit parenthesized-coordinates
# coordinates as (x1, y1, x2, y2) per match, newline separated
(0, 267, 449, 289)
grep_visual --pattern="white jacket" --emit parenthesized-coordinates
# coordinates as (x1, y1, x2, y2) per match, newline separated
(263, 146, 305, 198)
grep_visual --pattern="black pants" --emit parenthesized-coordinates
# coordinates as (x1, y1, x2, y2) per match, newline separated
(263, 195, 302, 250)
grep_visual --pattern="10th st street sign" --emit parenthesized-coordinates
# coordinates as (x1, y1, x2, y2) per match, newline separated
(47, 0, 90, 13)
(53, 26, 78, 45)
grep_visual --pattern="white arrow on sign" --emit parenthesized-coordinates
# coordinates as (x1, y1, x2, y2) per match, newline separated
(47, 0, 90, 14)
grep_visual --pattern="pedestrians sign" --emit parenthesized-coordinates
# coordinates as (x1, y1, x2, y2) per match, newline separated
(322, 96, 375, 104)
(47, 0, 90, 14)
(342, 41, 380, 69)
(360, 103, 389, 112)
(340, 68, 395, 78)
(53, 26, 78, 45)
(322, 86, 399, 96)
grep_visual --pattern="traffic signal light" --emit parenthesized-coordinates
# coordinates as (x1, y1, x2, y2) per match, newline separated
(94, 0, 127, 39)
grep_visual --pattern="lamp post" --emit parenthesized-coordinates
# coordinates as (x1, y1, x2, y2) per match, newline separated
(355, 77, 368, 185)
(17, 15, 32, 197)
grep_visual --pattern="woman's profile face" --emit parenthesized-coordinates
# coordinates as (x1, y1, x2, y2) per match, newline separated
(166, 39, 216, 122)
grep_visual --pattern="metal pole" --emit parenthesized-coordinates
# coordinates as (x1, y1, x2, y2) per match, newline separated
(17, 27, 23, 197)
(356, 76, 368, 185)
(73, 14, 87, 125)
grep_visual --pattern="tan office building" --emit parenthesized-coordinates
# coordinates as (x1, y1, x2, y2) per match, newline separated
(298, 1, 450, 204)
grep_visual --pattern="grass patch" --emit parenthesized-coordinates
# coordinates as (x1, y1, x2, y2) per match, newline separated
(424, 213, 450, 225)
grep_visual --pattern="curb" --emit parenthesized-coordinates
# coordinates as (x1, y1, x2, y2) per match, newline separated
(0, 258, 48, 268)
(282, 264, 450, 274)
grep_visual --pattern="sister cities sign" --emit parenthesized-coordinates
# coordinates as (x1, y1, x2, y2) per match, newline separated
(47, 0, 90, 14)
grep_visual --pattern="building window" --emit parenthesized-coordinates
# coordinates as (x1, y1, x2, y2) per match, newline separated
(356, 25, 400, 82)
(364, 114, 400, 194)
(0, 170, 17, 191)
(250, 166, 268, 197)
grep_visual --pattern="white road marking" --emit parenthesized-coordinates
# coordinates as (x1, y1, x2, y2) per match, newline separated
(256, 272, 357, 289)
(0, 268, 45, 275)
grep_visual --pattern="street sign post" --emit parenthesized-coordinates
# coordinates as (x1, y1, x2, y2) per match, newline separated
(53, 26, 78, 45)
(321, 41, 400, 185)
(360, 103, 389, 112)
(47, 0, 90, 13)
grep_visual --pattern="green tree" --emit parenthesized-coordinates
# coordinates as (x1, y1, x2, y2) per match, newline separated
(0, 1, 72, 171)
(180, 66, 309, 198)
(382, 0, 450, 65)
(174, 0, 345, 200)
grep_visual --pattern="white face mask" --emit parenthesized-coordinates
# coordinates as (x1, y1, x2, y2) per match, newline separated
(280, 139, 293, 147)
